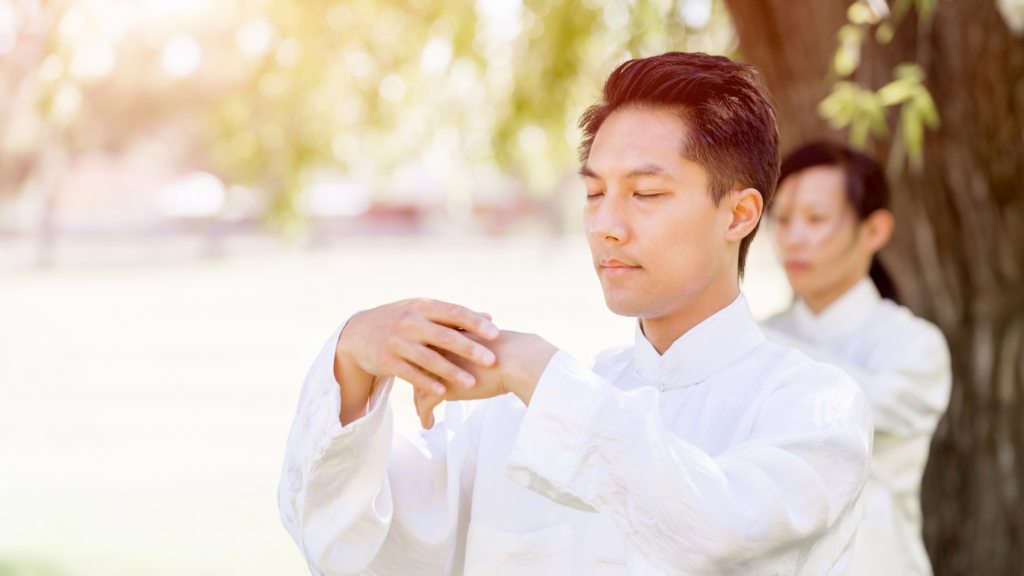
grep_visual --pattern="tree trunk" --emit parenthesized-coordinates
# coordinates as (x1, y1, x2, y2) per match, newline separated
(722, 1, 1024, 574)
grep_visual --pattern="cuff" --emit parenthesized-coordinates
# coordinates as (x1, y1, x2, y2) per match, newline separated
(504, 351, 604, 512)
(321, 376, 393, 459)
(304, 318, 393, 459)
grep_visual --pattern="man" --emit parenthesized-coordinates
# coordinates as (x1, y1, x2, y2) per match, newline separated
(279, 52, 873, 575)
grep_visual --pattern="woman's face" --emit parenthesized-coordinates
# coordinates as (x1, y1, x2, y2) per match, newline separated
(772, 165, 878, 304)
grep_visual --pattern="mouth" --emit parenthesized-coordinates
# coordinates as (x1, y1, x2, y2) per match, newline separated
(599, 258, 642, 275)
(784, 261, 810, 273)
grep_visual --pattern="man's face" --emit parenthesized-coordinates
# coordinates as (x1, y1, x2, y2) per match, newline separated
(581, 106, 734, 318)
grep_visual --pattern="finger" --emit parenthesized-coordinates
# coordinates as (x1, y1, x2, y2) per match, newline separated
(414, 388, 427, 424)
(415, 299, 499, 341)
(478, 312, 493, 321)
(393, 359, 447, 397)
(418, 392, 444, 429)
(396, 337, 479, 390)
(414, 320, 495, 368)
(418, 397, 432, 429)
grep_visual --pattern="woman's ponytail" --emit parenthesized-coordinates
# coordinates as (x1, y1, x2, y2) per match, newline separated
(869, 256, 900, 304)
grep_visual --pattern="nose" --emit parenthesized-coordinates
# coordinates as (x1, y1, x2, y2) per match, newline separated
(587, 194, 630, 245)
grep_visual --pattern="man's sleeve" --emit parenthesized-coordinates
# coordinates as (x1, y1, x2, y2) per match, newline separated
(504, 351, 872, 574)
(278, 322, 482, 576)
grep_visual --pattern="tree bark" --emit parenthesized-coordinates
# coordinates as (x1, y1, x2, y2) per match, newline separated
(722, 1, 1024, 574)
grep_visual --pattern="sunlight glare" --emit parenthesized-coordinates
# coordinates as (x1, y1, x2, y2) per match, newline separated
(162, 34, 201, 78)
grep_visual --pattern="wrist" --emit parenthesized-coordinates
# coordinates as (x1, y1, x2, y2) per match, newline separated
(335, 313, 374, 425)
(506, 338, 558, 406)
(335, 310, 363, 361)
(334, 327, 362, 385)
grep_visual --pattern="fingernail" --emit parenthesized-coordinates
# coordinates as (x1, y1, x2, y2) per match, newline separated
(434, 384, 446, 395)
(485, 324, 499, 339)
(481, 350, 495, 365)
(458, 373, 475, 388)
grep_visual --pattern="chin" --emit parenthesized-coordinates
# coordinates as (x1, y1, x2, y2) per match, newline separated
(785, 274, 812, 297)
(603, 290, 654, 318)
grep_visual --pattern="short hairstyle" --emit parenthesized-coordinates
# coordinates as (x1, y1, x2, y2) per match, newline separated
(776, 141, 899, 303)
(577, 52, 780, 277)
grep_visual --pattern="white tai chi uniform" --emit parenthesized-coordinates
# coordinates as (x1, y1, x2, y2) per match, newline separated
(761, 278, 951, 576)
(280, 294, 873, 575)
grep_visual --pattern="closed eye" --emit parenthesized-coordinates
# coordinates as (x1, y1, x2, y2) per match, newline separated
(634, 192, 666, 198)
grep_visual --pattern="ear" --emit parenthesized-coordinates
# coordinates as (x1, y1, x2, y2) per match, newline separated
(724, 188, 763, 243)
(862, 209, 894, 252)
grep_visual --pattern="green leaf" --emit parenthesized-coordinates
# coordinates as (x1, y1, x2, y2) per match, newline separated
(847, 1, 880, 24)
(915, 0, 937, 24)
(818, 82, 888, 149)
(901, 103, 926, 170)
(847, 2, 878, 25)
(875, 22, 894, 44)
(893, 63, 926, 81)
(833, 25, 865, 77)
(916, 90, 940, 128)
(877, 78, 917, 105)
(837, 23, 866, 43)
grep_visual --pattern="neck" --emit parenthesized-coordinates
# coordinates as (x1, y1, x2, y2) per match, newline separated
(639, 272, 740, 355)
(803, 274, 862, 315)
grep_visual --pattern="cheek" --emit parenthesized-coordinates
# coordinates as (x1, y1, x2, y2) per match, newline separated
(648, 208, 716, 280)
(803, 224, 860, 283)
(805, 222, 849, 261)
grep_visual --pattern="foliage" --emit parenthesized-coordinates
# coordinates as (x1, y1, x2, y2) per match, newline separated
(818, 0, 940, 173)
(3, 0, 738, 232)
(207, 0, 739, 230)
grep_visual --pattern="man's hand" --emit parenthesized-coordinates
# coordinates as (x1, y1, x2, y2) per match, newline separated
(334, 298, 499, 425)
(414, 331, 558, 429)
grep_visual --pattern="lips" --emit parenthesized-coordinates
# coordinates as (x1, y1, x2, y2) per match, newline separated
(599, 258, 641, 275)
(784, 261, 810, 273)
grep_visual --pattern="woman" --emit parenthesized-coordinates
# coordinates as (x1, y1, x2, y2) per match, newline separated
(760, 142, 951, 576)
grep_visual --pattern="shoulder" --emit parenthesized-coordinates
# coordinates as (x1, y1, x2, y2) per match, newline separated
(869, 300, 950, 363)
(876, 300, 947, 344)
(755, 339, 841, 383)
(760, 305, 796, 333)
(590, 343, 633, 378)
(758, 307, 801, 348)
(752, 341, 873, 431)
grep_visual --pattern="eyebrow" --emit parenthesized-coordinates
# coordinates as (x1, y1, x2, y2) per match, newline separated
(578, 163, 671, 181)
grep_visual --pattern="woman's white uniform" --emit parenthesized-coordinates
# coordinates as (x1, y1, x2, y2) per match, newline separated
(761, 278, 951, 576)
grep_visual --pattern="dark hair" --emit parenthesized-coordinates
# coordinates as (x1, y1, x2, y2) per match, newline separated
(577, 52, 780, 278)
(776, 142, 900, 303)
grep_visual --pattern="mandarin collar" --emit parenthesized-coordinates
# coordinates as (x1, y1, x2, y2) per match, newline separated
(632, 293, 766, 390)
(790, 277, 881, 343)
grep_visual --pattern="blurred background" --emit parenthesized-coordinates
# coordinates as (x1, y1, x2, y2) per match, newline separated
(0, 0, 1021, 574)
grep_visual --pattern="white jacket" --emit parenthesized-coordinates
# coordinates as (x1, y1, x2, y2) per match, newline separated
(761, 278, 951, 576)
(280, 294, 873, 575)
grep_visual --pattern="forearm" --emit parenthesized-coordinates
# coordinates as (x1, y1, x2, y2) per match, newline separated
(281, 321, 396, 569)
(281, 377, 397, 575)
(334, 312, 376, 425)
(502, 335, 558, 407)
(506, 354, 870, 571)
(335, 349, 374, 426)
